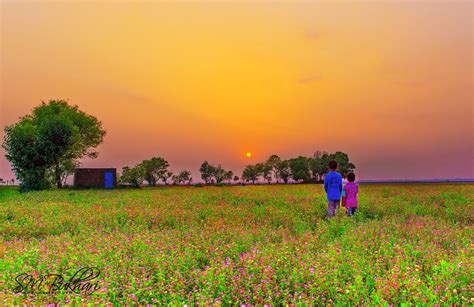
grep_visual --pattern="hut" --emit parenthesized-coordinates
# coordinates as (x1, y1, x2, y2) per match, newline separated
(73, 168, 117, 189)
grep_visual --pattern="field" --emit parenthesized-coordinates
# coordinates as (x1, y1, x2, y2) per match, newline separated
(0, 184, 472, 305)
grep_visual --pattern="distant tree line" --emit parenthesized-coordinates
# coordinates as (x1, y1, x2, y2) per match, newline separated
(119, 151, 355, 187)
(0, 178, 15, 186)
(119, 157, 192, 187)
(241, 151, 355, 184)
(3, 100, 356, 190)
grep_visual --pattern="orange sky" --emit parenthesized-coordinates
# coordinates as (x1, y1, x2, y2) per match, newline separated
(1, 0, 473, 180)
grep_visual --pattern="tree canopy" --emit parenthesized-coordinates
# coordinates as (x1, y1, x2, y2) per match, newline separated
(3, 100, 105, 191)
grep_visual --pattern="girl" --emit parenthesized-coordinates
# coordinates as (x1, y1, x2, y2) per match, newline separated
(342, 173, 358, 216)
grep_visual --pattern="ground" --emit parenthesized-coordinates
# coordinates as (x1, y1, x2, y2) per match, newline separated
(0, 184, 472, 304)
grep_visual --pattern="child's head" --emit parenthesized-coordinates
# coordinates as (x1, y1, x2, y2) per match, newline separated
(328, 160, 338, 170)
(347, 172, 356, 182)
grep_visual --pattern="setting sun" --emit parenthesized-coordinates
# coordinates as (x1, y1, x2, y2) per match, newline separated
(246, 152, 252, 158)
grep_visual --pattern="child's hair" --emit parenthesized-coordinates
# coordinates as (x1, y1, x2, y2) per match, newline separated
(328, 160, 338, 170)
(347, 173, 356, 182)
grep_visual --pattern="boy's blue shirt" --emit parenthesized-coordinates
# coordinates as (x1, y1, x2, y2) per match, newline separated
(324, 171, 343, 200)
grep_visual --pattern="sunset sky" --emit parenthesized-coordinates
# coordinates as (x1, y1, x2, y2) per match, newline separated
(1, 0, 473, 181)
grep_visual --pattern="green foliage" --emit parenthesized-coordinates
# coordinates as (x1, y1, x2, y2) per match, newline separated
(213, 165, 226, 183)
(330, 151, 356, 178)
(242, 164, 262, 183)
(199, 161, 216, 184)
(172, 170, 192, 185)
(265, 154, 282, 182)
(2, 100, 105, 190)
(275, 159, 291, 183)
(259, 162, 273, 183)
(119, 165, 145, 187)
(160, 171, 174, 185)
(3, 116, 74, 191)
(288, 156, 311, 182)
(141, 157, 169, 186)
(199, 161, 232, 184)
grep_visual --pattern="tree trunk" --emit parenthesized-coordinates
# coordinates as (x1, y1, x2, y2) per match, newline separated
(55, 163, 62, 188)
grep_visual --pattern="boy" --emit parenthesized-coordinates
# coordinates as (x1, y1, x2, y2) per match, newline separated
(324, 160, 343, 217)
(342, 172, 358, 216)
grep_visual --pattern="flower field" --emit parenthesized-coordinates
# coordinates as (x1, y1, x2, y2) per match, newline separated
(0, 184, 472, 304)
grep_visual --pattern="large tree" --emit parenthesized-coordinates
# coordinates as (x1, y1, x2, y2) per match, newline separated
(288, 156, 311, 183)
(3, 116, 74, 191)
(3, 100, 105, 189)
(330, 151, 356, 178)
(309, 150, 355, 180)
(309, 150, 329, 182)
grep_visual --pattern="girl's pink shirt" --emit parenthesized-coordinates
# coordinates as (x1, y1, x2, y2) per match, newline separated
(343, 182, 359, 208)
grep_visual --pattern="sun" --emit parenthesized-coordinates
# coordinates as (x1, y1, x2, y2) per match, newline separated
(245, 152, 252, 158)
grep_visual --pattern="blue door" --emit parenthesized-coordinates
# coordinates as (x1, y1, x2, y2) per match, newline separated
(104, 171, 114, 189)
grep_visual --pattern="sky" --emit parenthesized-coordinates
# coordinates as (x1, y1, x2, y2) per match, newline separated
(1, 0, 473, 181)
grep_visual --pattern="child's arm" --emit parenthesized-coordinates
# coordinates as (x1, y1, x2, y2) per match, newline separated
(341, 187, 347, 207)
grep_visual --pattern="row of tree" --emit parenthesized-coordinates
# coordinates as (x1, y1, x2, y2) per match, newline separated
(3, 100, 356, 190)
(0, 179, 15, 185)
(119, 152, 355, 187)
(199, 161, 236, 184)
(241, 151, 355, 184)
(120, 157, 192, 187)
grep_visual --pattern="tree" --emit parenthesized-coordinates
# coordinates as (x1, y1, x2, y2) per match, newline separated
(119, 165, 145, 187)
(233, 175, 240, 183)
(2, 100, 105, 189)
(214, 164, 227, 183)
(141, 157, 169, 186)
(265, 154, 281, 183)
(260, 163, 273, 184)
(160, 171, 174, 185)
(275, 160, 291, 183)
(199, 161, 216, 184)
(173, 170, 192, 185)
(330, 151, 356, 178)
(308, 150, 355, 180)
(309, 150, 328, 182)
(242, 164, 261, 184)
(224, 170, 234, 184)
(199, 161, 232, 184)
(288, 156, 311, 183)
(3, 116, 74, 191)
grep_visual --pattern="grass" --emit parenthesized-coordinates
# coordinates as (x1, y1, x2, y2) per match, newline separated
(0, 184, 472, 304)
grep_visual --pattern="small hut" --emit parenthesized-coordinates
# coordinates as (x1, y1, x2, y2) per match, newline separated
(73, 168, 117, 189)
